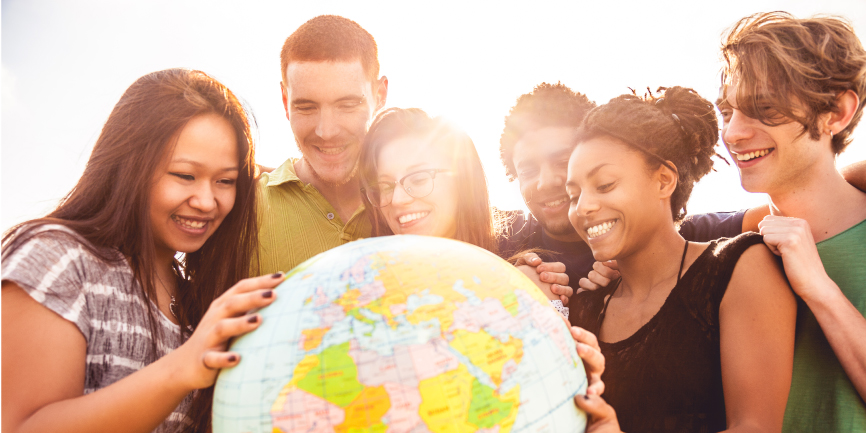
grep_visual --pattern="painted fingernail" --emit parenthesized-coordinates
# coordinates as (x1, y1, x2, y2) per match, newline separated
(247, 315, 259, 323)
(228, 354, 238, 362)
(262, 290, 273, 298)
(271, 272, 284, 278)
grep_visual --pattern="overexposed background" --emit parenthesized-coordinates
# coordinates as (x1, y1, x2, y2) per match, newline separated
(3, 0, 865, 231)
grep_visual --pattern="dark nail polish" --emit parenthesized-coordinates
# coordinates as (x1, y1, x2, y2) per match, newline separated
(227, 354, 238, 362)
(247, 315, 259, 323)
(271, 272, 284, 278)
(262, 290, 273, 298)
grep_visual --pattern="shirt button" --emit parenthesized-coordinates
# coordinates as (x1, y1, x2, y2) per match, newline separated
(326, 213, 335, 220)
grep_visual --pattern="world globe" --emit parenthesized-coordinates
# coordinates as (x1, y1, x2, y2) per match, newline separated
(213, 235, 587, 433)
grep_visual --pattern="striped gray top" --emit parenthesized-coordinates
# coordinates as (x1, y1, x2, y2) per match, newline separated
(2, 225, 192, 432)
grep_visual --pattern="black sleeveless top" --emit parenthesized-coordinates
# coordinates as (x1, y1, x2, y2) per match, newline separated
(572, 233, 765, 433)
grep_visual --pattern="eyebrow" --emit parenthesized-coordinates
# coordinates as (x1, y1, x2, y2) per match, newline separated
(566, 162, 611, 188)
(516, 148, 573, 168)
(172, 158, 239, 172)
(292, 94, 366, 105)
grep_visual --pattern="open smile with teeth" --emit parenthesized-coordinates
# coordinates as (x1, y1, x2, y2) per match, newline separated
(318, 146, 347, 155)
(172, 215, 207, 229)
(543, 197, 567, 208)
(398, 212, 429, 224)
(735, 148, 773, 162)
(587, 220, 616, 239)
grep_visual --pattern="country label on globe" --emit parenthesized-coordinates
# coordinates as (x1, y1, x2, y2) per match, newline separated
(214, 235, 587, 433)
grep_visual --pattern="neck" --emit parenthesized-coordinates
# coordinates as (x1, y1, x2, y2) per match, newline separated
(295, 158, 363, 221)
(767, 161, 866, 242)
(544, 229, 584, 243)
(615, 223, 686, 298)
(153, 248, 177, 297)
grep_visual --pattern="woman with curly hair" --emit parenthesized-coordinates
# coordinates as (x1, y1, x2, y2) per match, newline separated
(568, 87, 796, 433)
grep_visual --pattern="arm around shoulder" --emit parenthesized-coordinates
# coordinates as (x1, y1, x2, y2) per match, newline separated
(841, 160, 866, 193)
(719, 243, 796, 433)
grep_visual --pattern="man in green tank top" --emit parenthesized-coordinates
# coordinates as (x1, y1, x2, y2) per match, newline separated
(717, 12, 866, 432)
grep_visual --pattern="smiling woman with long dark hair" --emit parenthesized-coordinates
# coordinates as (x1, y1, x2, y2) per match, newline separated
(2, 68, 281, 433)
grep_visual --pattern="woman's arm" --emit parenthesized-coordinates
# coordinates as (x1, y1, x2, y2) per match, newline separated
(719, 244, 797, 433)
(2, 273, 282, 433)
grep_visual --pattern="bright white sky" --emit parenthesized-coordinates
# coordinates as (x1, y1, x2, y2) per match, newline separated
(3, 0, 865, 232)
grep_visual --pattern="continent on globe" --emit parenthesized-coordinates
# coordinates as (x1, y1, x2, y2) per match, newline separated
(213, 235, 587, 433)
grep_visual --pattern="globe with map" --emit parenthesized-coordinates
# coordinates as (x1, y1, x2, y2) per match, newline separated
(213, 235, 587, 433)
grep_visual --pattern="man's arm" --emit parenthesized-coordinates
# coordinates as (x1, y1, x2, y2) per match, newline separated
(760, 216, 866, 400)
(841, 160, 866, 193)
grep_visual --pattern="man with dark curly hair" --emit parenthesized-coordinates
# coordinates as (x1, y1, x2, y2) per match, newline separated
(498, 83, 750, 326)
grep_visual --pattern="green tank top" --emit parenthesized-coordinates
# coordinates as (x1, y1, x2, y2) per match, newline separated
(783, 218, 866, 432)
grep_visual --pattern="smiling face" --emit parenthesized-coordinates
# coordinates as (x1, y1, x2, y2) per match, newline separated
(512, 127, 581, 242)
(149, 113, 239, 261)
(375, 136, 459, 239)
(566, 137, 671, 261)
(719, 83, 833, 195)
(282, 60, 385, 185)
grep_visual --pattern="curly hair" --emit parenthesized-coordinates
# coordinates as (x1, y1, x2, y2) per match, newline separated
(500, 83, 596, 181)
(280, 15, 379, 83)
(575, 87, 720, 223)
(720, 11, 866, 154)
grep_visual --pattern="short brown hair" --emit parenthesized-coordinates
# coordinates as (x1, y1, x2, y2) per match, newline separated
(720, 12, 866, 154)
(500, 83, 596, 181)
(359, 108, 498, 253)
(280, 15, 379, 83)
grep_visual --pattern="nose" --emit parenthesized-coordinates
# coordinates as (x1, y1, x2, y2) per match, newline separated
(315, 107, 341, 141)
(537, 164, 564, 192)
(390, 182, 414, 206)
(574, 191, 599, 219)
(722, 109, 756, 147)
(188, 182, 217, 213)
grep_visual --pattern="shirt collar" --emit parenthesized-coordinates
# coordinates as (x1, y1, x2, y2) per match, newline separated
(265, 158, 301, 187)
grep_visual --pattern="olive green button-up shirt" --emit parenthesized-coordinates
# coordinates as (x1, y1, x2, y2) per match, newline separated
(253, 159, 370, 276)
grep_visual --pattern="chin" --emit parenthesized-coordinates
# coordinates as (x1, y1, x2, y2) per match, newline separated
(540, 218, 578, 237)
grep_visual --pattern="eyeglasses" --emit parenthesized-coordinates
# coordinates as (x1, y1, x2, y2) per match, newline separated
(362, 169, 451, 208)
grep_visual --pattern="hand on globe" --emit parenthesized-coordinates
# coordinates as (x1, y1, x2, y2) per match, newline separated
(574, 394, 623, 433)
(166, 272, 283, 390)
(565, 318, 605, 396)
(516, 252, 573, 303)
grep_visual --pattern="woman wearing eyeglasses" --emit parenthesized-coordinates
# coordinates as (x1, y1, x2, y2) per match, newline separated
(357, 107, 607, 407)
(358, 108, 571, 315)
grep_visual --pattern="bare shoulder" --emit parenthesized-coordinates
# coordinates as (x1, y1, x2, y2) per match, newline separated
(723, 243, 794, 309)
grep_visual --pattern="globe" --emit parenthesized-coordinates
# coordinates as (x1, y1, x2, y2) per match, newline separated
(213, 235, 587, 433)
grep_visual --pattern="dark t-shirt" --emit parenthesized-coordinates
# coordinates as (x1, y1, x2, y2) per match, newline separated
(496, 209, 746, 326)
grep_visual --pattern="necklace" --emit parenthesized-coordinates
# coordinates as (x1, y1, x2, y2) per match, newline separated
(597, 241, 690, 329)
(169, 295, 178, 319)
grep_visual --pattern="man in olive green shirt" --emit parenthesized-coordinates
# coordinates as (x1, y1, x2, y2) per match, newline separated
(254, 15, 388, 275)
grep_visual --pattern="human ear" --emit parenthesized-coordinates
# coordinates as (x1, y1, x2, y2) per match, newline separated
(280, 82, 290, 121)
(826, 90, 859, 134)
(375, 76, 389, 111)
(656, 162, 678, 200)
